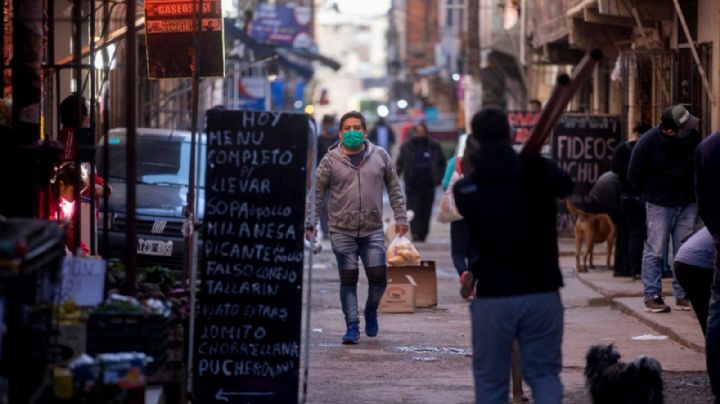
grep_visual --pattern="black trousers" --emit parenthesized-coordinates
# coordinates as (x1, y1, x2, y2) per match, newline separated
(621, 195, 646, 277)
(407, 187, 435, 242)
(609, 209, 630, 276)
(675, 261, 714, 335)
(450, 219, 471, 276)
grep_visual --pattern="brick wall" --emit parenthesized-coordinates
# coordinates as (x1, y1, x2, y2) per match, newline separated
(405, 0, 439, 70)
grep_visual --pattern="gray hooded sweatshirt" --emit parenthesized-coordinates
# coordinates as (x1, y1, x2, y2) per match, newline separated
(306, 139, 408, 237)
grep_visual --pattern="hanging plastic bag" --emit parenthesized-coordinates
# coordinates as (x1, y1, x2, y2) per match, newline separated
(386, 235, 421, 266)
(436, 171, 463, 223)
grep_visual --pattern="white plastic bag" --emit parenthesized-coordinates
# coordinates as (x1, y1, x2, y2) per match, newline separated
(436, 171, 463, 223)
(386, 235, 421, 266)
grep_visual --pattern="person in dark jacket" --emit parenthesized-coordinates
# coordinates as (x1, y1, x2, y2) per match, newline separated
(587, 171, 626, 276)
(454, 107, 573, 404)
(695, 130, 720, 403)
(673, 227, 716, 335)
(396, 122, 446, 242)
(628, 105, 700, 313)
(368, 117, 396, 156)
(612, 123, 652, 279)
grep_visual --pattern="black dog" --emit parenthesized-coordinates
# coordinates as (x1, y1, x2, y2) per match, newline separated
(584, 344, 664, 404)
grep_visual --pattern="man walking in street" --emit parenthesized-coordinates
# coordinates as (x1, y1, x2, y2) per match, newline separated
(396, 122, 446, 242)
(628, 105, 700, 313)
(695, 130, 720, 403)
(454, 107, 573, 404)
(306, 111, 409, 345)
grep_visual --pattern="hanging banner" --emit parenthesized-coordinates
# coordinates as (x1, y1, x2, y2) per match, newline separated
(552, 114, 621, 234)
(144, 0, 225, 79)
(194, 109, 309, 403)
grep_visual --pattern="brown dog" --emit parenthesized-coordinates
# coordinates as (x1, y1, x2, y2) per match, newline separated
(565, 199, 616, 272)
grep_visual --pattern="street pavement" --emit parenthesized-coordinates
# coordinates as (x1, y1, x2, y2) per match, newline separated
(300, 216, 712, 403)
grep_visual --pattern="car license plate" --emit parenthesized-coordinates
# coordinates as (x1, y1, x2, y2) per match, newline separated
(137, 239, 173, 256)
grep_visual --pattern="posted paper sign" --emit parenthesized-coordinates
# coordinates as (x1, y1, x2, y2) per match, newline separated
(61, 256, 106, 306)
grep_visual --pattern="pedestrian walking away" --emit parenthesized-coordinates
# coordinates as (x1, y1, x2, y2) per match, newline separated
(454, 107, 573, 404)
(440, 134, 475, 298)
(305, 110, 409, 345)
(695, 130, 720, 403)
(628, 104, 701, 313)
(397, 122, 446, 242)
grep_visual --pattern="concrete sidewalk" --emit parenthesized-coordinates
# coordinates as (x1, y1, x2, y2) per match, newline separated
(558, 237, 706, 354)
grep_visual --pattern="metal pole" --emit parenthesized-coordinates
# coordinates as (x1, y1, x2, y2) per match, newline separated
(73, 0, 82, 253)
(46, 0, 54, 138)
(89, 0, 97, 255)
(185, 0, 203, 288)
(301, 120, 318, 404)
(125, 0, 138, 294)
(102, 0, 110, 256)
(186, 0, 205, 396)
(0, 1, 3, 96)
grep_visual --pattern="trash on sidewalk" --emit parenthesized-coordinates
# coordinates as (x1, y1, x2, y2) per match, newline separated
(631, 334, 669, 341)
(413, 357, 439, 362)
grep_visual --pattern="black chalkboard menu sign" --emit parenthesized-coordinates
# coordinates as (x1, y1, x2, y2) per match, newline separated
(194, 109, 309, 403)
(552, 114, 621, 234)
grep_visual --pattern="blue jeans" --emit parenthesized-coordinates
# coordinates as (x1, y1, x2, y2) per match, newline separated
(471, 291, 564, 404)
(329, 230, 387, 326)
(707, 245, 720, 402)
(641, 202, 696, 300)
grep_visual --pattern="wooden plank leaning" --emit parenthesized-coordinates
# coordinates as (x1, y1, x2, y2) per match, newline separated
(521, 49, 603, 156)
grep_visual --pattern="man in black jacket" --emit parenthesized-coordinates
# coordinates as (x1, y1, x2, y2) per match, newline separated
(612, 123, 652, 279)
(695, 130, 720, 403)
(454, 107, 573, 404)
(396, 122, 446, 242)
(628, 105, 700, 313)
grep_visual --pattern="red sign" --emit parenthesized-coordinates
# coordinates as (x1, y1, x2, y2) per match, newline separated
(144, 0, 224, 79)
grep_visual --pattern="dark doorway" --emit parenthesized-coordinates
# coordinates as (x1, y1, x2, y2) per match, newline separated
(677, 43, 712, 137)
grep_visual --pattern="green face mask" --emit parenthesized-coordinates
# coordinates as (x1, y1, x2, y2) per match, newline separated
(342, 130, 364, 149)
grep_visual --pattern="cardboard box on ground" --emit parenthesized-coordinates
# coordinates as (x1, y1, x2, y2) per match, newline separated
(380, 276, 416, 313)
(380, 261, 437, 313)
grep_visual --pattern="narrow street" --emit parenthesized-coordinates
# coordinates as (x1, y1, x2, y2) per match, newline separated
(302, 218, 712, 403)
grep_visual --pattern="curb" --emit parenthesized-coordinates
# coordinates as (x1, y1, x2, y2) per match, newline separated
(575, 272, 672, 299)
(610, 299, 705, 353)
(574, 270, 703, 353)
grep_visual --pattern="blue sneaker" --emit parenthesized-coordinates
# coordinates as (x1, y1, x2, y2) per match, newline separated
(342, 322, 360, 344)
(364, 310, 379, 337)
